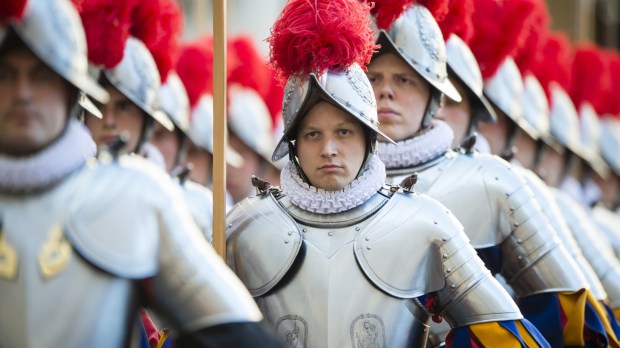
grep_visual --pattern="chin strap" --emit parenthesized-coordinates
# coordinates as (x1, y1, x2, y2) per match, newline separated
(420, 90, 442, 130)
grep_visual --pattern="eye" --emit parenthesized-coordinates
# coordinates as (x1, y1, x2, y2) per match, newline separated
(33, 68, 54, 82)
(338, 129, 351, 136)
(366, 74, 379, 84)
(305, 131, 318, 138)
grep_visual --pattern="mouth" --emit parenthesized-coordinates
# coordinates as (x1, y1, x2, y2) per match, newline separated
(99, 134, 119, 145)
(377, 107, 399, 121)
(319, 164, 342, 173)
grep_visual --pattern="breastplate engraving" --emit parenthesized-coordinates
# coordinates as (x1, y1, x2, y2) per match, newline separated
(350, 314, 386, 348)
(0, 231, 17, 281)
(276, 314, 308, 347)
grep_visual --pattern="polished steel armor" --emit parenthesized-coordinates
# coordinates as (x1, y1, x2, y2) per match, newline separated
(226, 186, 522, 347)
(514, 166, 607, 300)
(179, 180, 214, 242)
(273, 64, 393, 161)
(577, 103, 609, 177)
(547, 83, 587, 159)
(103, 37, 174, 131)
(592, 204, 620, 261)
(445, 34, 496, 123)
(0, 156, 261, 348)
(520, 73, 549, 141)
(7, 0, 109, 104)
(483, 58, 528, 134)
(159, 72, 191, 136)
(599, 118, 620, 176)
(386, 151, 589, 297)
(553, 189, 620, 308)
(228, 85, 278, 165)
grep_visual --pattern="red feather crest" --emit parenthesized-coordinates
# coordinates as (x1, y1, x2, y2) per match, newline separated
(530, 32, 572, 100)
(147, 0, 183, 82)
(571, 45, 609, 115)
(417, 0, 449, 22)
(369, 0, 414, 30)
(437, 0, 474, 43)
(130, 0, 161, 49)
(513, 0, 550, 76)
(0, 0, 28, 25)
(176, 37, 214, 107)
(603, 51, 620, 117)
(80, 0, 137, 68)
(264, 68, 285, 128)
(268, 0, 377, 83)
(469, 0, 536, 79)
(227, 35, 270, 98)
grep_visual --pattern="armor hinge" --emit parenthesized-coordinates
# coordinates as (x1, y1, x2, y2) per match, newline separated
(398, 173, 418, 193)
(251, 175, 277, 196)
(458, 133, 477, 155)
(100, 133, 129, 161)
(172, 163, 193, 186)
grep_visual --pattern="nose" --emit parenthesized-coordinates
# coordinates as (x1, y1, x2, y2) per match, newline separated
(15, 75, 34, 102)
(320, 136, 337, 158)
(102, 109, 116, 129)
(377, 79, 394, 100)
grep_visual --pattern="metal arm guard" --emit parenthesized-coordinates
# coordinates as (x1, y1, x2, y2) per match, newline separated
(68, 157, 262, 332)
(386, 152, 588, 298)
(516, 167, 607, 300)
(554, 189, 620, 308)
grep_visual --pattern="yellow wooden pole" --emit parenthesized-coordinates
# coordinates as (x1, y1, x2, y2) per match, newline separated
(212, 0, 227, 258)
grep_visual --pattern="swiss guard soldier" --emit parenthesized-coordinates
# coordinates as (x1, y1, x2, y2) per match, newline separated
(226, 0, 548, 346)
(368, 0, 609, 345)
(0, 0, 283, 347)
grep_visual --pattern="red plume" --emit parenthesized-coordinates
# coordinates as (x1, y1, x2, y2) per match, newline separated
(227, 35, 270, 98)
(268, 0, 377, 83)
(603, 51, 620, 117)
(0, 0, 27, 24)
(147, 0, 183, 82)
(571, 45, 609, 115)
(130, 0, 161, 49)
(437, 0, 474, 43)
(69, 0, 84, 11)
(177, 37, 214, 107)
(417, 0, 449, 22)
(469, 0, 536, 79)
(513, 0, 550, 76)
(530, 32, 572, 100)
(369, 0, 414, 30)
(80, 0, 137, 68)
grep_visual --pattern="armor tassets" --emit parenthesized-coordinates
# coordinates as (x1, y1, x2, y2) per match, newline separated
(554, 189, 620, 308)
(226, 186, 521, 347)
(515, 167, 607, 300)
(386, 151, 588, 298)
(0, 156, 261, 348)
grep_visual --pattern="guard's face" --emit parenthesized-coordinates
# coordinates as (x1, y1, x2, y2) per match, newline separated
(436, 76, 472, 147)
(514, 130, 538, 170)
(367, 52, 430, 142)
(477, 105, 512, 155)
(227, 132, 263, 203)
(86, 85, 145, 153)
(295, 101, 366, 191)
(151, 123, 182, 173)
(0, 47, 70, 156)
(536, 144, 566, 187)
(185, 142, 212, 187)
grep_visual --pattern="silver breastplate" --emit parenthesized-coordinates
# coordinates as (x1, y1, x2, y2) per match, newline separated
(227, 187, 522, 347)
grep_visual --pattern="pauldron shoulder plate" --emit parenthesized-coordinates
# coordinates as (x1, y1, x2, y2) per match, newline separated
(226, 192, 303, 297)
(64, 157, 169, 279)
(354, 191, 466, 298)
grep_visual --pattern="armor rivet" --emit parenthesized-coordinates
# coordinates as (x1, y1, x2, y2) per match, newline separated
(227, 224, 232, 229)
(426, 67, 431, 73)
(355, 227, 361, 231)
(513, 223, 519, 227)
(446, 210, 450, 214)
(365, 237, 370, 241)
(442, 253, 448, 258)
(284, 240, 289, 244)
(303, 228, 307, 233)
(328, 231, 333, 236)
(446, 268, 452, 273)
(442, 237, 447, 242)
(517, 239, 522, 244)
(433, 221, 438, 225)
(495, 177, 499, 181)
(517, 255, 523, 260)
(451, 284, 456, 289)
(288, 231, 293, 236)
(367, 246, 372, 250)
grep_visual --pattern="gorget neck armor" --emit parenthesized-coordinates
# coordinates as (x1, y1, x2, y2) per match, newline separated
(0, 120, 96, 194)
(377, 120, 453, 169)
(280, 155, 385, 214)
